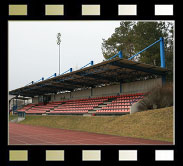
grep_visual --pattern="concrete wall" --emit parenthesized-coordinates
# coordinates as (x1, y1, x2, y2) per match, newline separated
(93, 84, 120, 97)
(32, 78, 162, 103)
(122, 78, 162, 94)
(32, 97, 38, 104)
(51, 93, 71, 101)
(71, 89, 91, 99)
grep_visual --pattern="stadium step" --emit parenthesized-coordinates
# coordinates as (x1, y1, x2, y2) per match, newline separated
(52, 103, 62, 109)
(88, 110, 96, 113)
(93, 107, 101, 110)
(89, 97, 118, 112)
(97, 104, 106, 107)
(108, 97, 117, 102)
(103, 102, 112, 104)
(83, 114, 92, 116)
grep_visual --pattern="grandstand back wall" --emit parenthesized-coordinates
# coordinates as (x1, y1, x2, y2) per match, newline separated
(32, 78, 162, 103)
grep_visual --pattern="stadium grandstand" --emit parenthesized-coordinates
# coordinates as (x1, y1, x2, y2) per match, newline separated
(9, 37, 168, 117)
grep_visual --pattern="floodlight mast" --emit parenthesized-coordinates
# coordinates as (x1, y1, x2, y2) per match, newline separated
(57, 33, 61, 75)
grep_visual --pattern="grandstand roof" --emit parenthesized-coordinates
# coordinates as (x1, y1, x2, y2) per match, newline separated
(9, 58, 168, 97)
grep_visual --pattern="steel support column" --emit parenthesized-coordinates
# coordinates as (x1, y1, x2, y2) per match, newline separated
(91, 87, 93, 96)
(162, 75, 166, 85)
(160, 37, 166, 68)
(120, 82, 122, 93)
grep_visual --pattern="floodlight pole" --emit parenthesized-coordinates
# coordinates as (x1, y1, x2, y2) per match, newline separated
(57, 33, 61, 75)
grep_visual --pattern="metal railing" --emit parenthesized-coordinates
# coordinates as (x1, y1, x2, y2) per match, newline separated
(130, 95, 144, 105)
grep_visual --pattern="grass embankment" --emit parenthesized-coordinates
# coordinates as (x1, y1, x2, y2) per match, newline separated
(9, 115, 18, 121)
(18, 107, 173, 142)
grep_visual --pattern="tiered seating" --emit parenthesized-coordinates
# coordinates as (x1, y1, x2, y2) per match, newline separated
(48, 98, 109, 114)
(17, 101, 63, 114)
(17, 103, 36, 112)
(49, 110, 88, 114)
(26, 101, 63, 114)
(96, 93, 144, 114)
(17, 93, 144, 115)
(25, 110, 47, 114)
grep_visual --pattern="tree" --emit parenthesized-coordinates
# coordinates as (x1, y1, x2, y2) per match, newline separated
(102, 22, 136, 59)
(164, 22, 174, 81)
(102, 21, 174, 81)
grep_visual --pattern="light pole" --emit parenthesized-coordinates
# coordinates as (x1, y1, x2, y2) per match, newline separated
(57, 33, 61, 75)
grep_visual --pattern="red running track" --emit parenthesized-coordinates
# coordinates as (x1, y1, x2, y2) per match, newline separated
(9, 123, 172, 145)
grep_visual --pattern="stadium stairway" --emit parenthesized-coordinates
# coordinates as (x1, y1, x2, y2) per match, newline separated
(88, 97, 118, 114)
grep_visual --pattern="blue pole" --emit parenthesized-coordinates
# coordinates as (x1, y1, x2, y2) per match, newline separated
(119, 51, 123, 58)
(160, 37, 165, 68)
(16, 99, 17, 111)
(108, 51, 122, 60)
(162, 75, 166, 85)
(80, 61, 94, 69)
(160, 37, 166, 84)
(70, 68, 72, 72)
(128, 39, 161, 60)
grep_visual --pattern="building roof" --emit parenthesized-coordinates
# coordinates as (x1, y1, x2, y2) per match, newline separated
(9, 58, 168, 97)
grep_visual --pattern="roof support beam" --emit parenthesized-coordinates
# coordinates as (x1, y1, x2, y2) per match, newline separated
(75, 65, 111, 77)
(45, 82, 77, 90)
(109, 61, 167, 76)
(43, 84, 73, 92)
(85, 74, 119, 82)
(63, 80, 94, 87)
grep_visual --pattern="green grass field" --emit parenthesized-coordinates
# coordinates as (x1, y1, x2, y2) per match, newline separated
(16, 106, 173, 142)
(9, 114, 18, 121)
